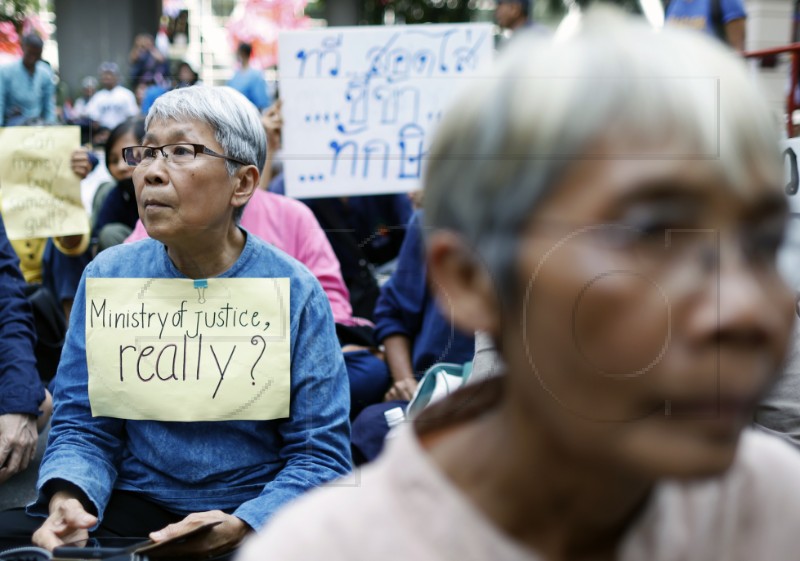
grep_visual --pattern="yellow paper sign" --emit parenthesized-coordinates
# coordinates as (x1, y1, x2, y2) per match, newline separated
(85, 278, 291, 422)
(0, 126, 89, 240)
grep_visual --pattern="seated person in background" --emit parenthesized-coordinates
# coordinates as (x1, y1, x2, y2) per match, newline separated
(373, 210, 474, 403)
(349, 209, 474, 458)
(66, 76, 96, 123)
(85, 63, 139, 146)
(0, 85, 351, 559)
(64, 76, 97, 144)
(0, 213, 52, 485)
(176, 61, 201, 89)
(91, 117, 146, 252)
(239, 9, 800, 560)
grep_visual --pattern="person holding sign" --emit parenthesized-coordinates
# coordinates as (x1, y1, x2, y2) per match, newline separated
(0, 86, 351, 559)
(239, 9, 800, 561)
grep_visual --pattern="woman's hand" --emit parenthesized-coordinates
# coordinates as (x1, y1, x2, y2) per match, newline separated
(0, 414, 37, 483)
(385, 378, 418, 402)
(150, 510, 251, 557)
(70, 148, 92, 180)
(261, 99, 283, 152)
(32, 492, 97, 551)
(383, 334, 417, 401)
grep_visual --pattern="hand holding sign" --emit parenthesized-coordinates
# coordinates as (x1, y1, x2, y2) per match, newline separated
(0, 126, 89, 240)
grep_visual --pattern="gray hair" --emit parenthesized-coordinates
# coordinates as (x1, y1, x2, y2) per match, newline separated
(146, 85, 267, 221)
(423, 6, 780, 298)
(146, 85, 267, 173)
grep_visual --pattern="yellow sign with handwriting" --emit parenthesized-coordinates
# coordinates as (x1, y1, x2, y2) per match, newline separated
(85, 278, 291, 422)
(0, 126, 89, 240)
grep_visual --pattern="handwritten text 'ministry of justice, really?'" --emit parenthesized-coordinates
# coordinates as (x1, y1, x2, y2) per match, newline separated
(89, 298, 271, 394)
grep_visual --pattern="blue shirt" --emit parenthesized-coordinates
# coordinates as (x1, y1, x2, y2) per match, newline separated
(373, 211, 475, 376)
(140, 84, 170, 116)
(666, 0, 746, 40)
(228, 68, 271, 111)
(0, 214, 43, 416)
(0, 60, 55, 126)
(30, 232, 351, 530)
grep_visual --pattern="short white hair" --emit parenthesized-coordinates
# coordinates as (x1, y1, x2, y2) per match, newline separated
(424, 6, 780, 294)
(146, 85, 267, 175)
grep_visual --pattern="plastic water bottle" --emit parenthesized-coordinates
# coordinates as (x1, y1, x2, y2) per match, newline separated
(384, 407, 406, 439)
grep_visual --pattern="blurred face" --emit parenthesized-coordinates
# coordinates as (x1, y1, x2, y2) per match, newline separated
(502, 141, 793, 480)
(133, 118, 240, 245)
(22, 44, 42, 69)
(108, 131, 138, 182)
(178, 65, 195, 84)
(100, 71, 117, 90)
(496, 2, 524, 29)
(137, 35, 153, 50)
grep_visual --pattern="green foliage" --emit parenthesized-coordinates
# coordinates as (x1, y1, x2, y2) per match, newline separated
(0, 0, 40, 35)
(363, 0, 475, 25)
(0, 0, 40, 22)
(342, 0, 642, 25)
(307, 0, 644, 25)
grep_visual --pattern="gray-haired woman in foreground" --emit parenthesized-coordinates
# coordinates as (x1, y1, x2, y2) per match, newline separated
(238, 7, 800, 561)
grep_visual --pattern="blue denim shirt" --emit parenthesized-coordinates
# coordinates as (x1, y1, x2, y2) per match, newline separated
(30, 232, 352, 530)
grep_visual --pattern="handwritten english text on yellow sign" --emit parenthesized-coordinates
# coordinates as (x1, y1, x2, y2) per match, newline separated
(0, 126, 89, 240)
(85, 278, 291, 422)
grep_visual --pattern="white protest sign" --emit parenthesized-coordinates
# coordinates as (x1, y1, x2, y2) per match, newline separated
(85, 278, 291, 422)
(278, 23, 493, 199)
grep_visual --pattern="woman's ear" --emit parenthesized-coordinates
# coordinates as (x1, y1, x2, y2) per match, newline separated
(426, 230, 500, 338)
(231, 165, 259, 211)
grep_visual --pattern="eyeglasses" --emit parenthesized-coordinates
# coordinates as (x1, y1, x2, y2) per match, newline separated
(122, 144, 250, 167)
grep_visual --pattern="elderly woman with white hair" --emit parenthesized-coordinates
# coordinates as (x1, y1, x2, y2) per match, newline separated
(0, 86, 351, 559)
(238, 8, 800, 561)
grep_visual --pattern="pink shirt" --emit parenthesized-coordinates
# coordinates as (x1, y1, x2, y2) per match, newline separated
(239, 426, 800, 561)
(126, 189, 357, 325)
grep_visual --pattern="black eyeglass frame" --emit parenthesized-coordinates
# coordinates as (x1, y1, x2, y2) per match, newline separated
(122, 143, 250, 168)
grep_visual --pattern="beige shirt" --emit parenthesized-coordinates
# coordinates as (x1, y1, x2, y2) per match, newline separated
(238, 426, 800, 561)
